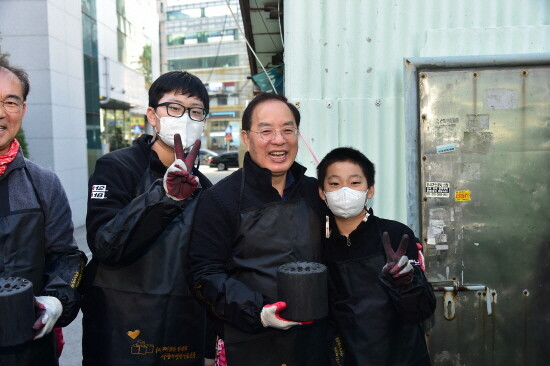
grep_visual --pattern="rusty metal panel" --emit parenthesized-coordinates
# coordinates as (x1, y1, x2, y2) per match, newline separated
(417, 64, 550, 365)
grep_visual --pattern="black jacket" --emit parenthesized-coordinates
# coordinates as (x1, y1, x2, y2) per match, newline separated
(326, 211, 436, 365)
(82, 135, 213, 365)
(86, 134, 210, 264)
(0, 148, 86, 365)
(187, 152, 328, 333)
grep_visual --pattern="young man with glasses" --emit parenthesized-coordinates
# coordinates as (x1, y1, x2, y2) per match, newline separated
(188, 93, 329, 366)
(0, 58, 87, 365)
(82, 71, 214, 365)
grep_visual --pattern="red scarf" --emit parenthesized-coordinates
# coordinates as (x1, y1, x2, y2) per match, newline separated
(0, 138, 20, 175)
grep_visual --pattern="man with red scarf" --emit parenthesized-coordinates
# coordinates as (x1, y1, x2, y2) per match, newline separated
(0, 57, 86, 365)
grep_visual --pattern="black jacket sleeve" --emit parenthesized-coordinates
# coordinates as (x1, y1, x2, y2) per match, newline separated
(86, 154, 188, 266)
(33, 164, 88, 327)
(187, 180, 265, 333)
(43, 250, 87, 327)
(378, 266, 436, 323)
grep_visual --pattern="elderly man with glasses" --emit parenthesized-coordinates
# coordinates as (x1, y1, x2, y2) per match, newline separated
(187, 93, 329, 366)
(0, 58, 87, 365)
(82, 71, 215, 365)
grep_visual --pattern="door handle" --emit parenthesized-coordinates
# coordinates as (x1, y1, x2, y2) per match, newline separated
(430, 280, 496, 320)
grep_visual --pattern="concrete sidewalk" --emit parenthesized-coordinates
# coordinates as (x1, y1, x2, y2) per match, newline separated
(59, 225, 88, 366)
(74, 225, 90, 259)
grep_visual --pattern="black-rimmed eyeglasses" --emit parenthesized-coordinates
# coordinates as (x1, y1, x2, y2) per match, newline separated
(0, 98, 24, 113)
(156, 102, 207, 121)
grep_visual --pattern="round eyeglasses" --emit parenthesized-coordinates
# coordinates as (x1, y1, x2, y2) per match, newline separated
(156, 102, 207, 121)
(248, 127, 299, 142)
(0, 98, 24, 113)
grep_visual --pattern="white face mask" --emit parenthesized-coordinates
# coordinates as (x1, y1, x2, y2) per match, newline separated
(325, 187, 367, 219)
(155, 113, 204, 149)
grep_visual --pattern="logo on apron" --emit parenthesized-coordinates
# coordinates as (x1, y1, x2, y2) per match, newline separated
(127, 330, 199, 361)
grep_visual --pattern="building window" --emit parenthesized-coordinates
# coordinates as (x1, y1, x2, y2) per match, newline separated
(204, 5, 233, 17)
(167, 33, 186, 46)
(207, 29, 237, 42)
(216, 95, 228, 105)
(168, 55, 239, 70)
(116, 0, 125, 14)
(82, 0, 96, 16)
(117, 30, 127, 65)
(167, 29, 237, 46)
(116, 1, 130, 65)
(82, 0, 101, 175)
(167, 8, 201, 20)
(82, 14, 98, 57)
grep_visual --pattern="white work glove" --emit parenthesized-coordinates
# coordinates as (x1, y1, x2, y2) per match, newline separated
(33, 296, 63, 340)
(260, 301, 311, 330)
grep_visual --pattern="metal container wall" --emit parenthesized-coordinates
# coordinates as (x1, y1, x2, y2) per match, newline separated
(417, 64, 550, 365)
(284, 0, 549, 223)
(283, 0, 550, 364)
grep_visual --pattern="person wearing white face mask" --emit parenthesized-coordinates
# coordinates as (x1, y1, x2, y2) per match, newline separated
(153, 105, 205, 150)
(317, 147, 436, 366)
(82, 71, 216, 365)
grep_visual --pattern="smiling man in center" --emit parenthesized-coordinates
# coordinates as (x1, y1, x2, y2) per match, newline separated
(187, 92, 329, 366)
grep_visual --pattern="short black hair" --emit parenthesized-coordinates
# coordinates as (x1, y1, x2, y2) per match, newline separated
(317, 147, 375, 188)
(0, 57, 30, 101)
(241, 92, 300, 131)
(148, 71, 209, 113)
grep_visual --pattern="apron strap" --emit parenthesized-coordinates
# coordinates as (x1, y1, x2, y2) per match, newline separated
(24, 166, 45, 212)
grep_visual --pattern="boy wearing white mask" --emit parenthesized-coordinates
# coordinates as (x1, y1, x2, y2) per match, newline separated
(82, 71, 214, 365)
(317, 147, 436, 366)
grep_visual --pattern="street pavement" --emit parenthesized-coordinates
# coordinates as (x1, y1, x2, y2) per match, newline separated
(59, 225, 87, 366)
(59, 165, 234, 365)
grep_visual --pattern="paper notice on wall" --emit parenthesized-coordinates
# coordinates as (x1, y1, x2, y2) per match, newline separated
(466, 114, 490, 131)
(434, 117, 459, 125)
(429, 207, 449, 221)
(455, 190, 471, 201)
(437, 144, 457, 154)
(427, 223, 447, 246)
(427, 226, 444, 238)
(426, 182, 450, 198)
(484, 89, 518, 110)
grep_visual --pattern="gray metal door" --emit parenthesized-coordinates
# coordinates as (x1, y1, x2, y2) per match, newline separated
(415, 63, 550, 366)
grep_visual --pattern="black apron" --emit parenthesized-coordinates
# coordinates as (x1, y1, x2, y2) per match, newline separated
(223, 170, 328, 366)
(0, 167, 58, 366)
(82, 168, 205, 366)
(328, 218, 428, 366)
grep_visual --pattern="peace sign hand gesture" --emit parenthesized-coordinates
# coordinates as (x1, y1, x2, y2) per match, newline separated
(163, 134, 200, 200)
(381, 232, 414, 286)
